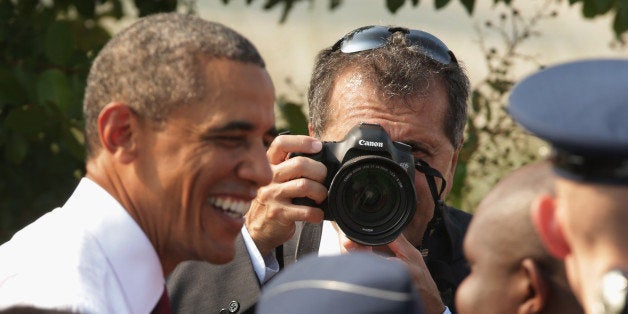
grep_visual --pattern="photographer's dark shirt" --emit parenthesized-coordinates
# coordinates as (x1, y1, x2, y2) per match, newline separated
(420, 205, 472, 313)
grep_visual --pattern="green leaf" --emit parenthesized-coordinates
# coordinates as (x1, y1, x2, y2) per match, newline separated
(612, 1, 628, 38)
(44, 21, 74, 66)
(133, 0, 177, 17)
(112, 0, 124, 19)
(73, 22, 110, 55)
(590, 0, 614, 14)
(5, 105, 49, 137)
(0, 67, 26, 104)
(12, 64, 38, 105)
(459, 0, 474, 14)
(74, 0, 95, 18)
(36, 69, 73, 113)
(411, 0, 420, 6)
(5, 132, 28, 165)
(277, 100, 308, 135)
(61, 126, 86, 161)
(279, 0, 296, 23)
(263, 0, 283, 9)
(435, 0, 451, 10)
(582, 0, 599, 18)
(470, 90, 483, 114)
(330, 0, 342, 10)
(386, 0, 405, 13)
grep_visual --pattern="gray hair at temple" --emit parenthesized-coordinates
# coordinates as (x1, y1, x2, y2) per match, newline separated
(83, 13, 265, 155)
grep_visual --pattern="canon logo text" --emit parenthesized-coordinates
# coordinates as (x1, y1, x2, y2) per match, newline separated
(358, 140, 384, 148)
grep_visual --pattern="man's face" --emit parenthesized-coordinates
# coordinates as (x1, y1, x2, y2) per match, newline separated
(455, 218, 521, 314)
(320, 69, 460, 246)
(133, 59, 275, 267)
(553, 178, 628, 309)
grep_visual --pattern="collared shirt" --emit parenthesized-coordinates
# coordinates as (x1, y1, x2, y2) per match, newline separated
(0, 178, 165, 314)
(241, 227, 279, 284)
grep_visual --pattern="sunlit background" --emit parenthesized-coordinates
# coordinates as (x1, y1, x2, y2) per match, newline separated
(109, 1, 626, 104)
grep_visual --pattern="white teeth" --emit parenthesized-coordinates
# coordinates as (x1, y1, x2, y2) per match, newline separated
(209, 196, 251, 218)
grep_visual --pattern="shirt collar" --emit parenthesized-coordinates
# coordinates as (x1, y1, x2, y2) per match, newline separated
(64, 178, 165, 313)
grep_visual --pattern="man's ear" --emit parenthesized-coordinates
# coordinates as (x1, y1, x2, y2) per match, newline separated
(97, 102, 138, 163)
(519, 258, 548, 314)
(441, 139, 462, 196)
(531, 195, 571, 259)
(449, 139, 463, 177)
(308, 123, 314, 137)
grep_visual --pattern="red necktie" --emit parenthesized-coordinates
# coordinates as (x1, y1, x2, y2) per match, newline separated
(151, 286, 171, 314)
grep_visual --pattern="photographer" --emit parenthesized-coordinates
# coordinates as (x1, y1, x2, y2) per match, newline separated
(168, 25, 472, 314)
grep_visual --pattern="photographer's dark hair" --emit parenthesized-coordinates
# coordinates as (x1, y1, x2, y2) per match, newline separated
(308, 26, 470, 149)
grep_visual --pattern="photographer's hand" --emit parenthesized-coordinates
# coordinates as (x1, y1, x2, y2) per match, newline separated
(388, 235, 447, 314)
(245, 134, 327, 256)
(337, 231, 446, 314)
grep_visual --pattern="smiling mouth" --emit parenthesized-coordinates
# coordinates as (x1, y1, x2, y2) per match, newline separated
(208, 196, 251, 219)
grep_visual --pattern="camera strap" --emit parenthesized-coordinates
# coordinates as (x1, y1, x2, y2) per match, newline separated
(414, 158, 446, 232)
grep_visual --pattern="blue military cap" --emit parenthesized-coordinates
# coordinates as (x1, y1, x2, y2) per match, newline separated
(508, 59, 628, 185)
(256, 253, 424, 314)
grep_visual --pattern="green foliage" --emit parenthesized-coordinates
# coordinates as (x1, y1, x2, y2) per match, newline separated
(277, 97, 309, 135)
(227, 0, 627, 40)
(497, 0, 628, 41)
(2, 0, 625, 242)
(448, 1, 559, 211)
(0, 0, 180, 243)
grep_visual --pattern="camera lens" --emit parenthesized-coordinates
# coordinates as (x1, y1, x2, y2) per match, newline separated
(327, 155, 417, 246)
(344, 167, 399, 224)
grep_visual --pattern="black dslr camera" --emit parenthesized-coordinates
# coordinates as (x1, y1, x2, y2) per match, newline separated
(293, 123, 417, 246)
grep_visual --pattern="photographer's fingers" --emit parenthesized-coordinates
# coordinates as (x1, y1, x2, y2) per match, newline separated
(281, 204, 325, 224)
(267, 135, 322, 165)
(255, 178, 327, 223)
(272, 156, 327, 184)
(256, 176, 327, 206)
(387, 233, 423, 261)
(387, 235, 446, 314)
(339, 231, 373, 254)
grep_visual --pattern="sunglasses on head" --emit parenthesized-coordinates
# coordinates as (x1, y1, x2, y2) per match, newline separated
(331, 25, 457, 65)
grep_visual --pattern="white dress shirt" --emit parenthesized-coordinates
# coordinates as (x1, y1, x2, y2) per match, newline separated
(0, 178, 165, 314)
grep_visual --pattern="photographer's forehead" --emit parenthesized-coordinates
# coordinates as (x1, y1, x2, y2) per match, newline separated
(324, 106, 446, 153)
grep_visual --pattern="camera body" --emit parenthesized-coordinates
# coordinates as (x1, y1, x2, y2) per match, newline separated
(293, 123, 417, 245)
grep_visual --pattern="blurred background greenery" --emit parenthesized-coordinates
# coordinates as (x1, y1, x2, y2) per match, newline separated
(1, 0, 626, 242)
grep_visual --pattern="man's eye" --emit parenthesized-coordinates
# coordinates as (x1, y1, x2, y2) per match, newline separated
(262, 135, 276, 149)
(412, 152, 430, 160)
(213, 136, 246, 147)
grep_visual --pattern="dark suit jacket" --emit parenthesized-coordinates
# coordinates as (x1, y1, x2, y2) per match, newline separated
(167, 206, 471, 313)
(167, 234, 261, 314)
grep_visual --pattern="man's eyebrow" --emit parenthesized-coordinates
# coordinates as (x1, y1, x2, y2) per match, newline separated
(203, 121, 278, 139)
(401, 140, 430, 153)
(205, 121, 255, 134)
(266, 127, 279, 138)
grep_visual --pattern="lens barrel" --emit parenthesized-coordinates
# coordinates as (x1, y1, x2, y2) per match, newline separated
(328, 155, 417, 245)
